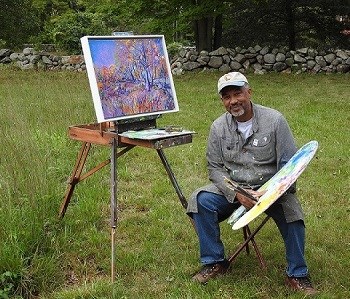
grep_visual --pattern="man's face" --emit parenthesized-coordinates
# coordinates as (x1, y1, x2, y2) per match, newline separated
(220, 85, 252, 121)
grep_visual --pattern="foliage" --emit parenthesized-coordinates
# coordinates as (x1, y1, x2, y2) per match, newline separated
(45, 11, 110, 53)
(0, 0, 348, 52)
(166, 42, 185, 58)
(0, 0, 41, 48)
(222, 0, 349, 50)
(0, 68, 349, 298)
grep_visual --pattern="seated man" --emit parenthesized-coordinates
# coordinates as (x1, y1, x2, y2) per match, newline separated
(187, 72, 317, 295)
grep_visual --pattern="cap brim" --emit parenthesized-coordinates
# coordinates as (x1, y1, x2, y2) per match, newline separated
(218, 81, 246, 93)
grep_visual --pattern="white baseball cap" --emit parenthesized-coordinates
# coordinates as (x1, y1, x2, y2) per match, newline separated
(217, 72, 248, 94)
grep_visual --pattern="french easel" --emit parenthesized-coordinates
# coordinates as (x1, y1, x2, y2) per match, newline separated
(59, 116, 268, 282)
(59, 116, 194, 282)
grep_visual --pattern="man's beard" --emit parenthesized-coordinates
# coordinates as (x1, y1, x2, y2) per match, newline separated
(230, 106, 244, 117)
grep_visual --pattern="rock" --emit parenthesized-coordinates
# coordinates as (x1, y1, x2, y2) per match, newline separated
(273, 62, 287, 72)
(227, 48, 236, 56)
(337, 64, 350, 73)
(254, 45, 262, 52)
(0, 48, 12, 57)
(209, 46, 228, 56)
(315, 56, 327, 67)
(252, 63, 262, 71)
(219, 64, 231, 73)
(0, 56, 12, 63)
(307, 60, 316, 69)
(294, 54, 306, 63)
(285, 57, 294, 66)
(208, 56, 223, 68)
(260, 46, 270, 55)
(23, 47, 34, 55)
(182, 61, 201, 71)
(42, 56, 52, 64)
(307, 48, 318, 58)
(233, 53, 245, 63)
(197, 58, 209, 65)
(324, 53, 336, 63)
(276, 53, 286, 62)
(331, 58, 342, 66)
(223, 54, 231, 64)
(297, 48, 308, 55)
(336, 50, 348, 60)
(9, 52, 20, 61)
(230, 61, 242, 70)
(264, 53, 276, 64)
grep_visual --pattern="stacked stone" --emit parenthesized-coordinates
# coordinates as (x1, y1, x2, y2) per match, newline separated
(0, 48, 86, 71)
(170, 46, 350, 75)
(1, 45, 349, 74)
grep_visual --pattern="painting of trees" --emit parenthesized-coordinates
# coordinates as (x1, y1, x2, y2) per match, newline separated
(83, 36, 178, 122)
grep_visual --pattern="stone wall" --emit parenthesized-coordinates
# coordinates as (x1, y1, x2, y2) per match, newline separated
(171, 46, 350, 74)
(0, 48, 85, 71)
(1, 45, 349, 74)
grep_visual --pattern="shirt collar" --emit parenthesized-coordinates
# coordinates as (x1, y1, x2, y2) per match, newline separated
(226, 102, 259, 132)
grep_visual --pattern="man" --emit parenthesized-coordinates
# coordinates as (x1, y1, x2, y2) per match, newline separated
(187, 72, 317, 295)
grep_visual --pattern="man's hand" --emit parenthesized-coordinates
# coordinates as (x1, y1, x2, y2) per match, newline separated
(235, 189, 265, 209)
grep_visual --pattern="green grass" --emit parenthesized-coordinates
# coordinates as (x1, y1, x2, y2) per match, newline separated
(0, 66, 349, 299)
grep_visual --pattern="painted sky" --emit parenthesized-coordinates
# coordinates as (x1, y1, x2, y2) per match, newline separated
(88, 39, 117, 68)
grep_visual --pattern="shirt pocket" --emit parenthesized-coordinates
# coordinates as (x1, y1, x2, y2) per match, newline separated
(221, 137, 239, 162)
(249, 133, 274, 162)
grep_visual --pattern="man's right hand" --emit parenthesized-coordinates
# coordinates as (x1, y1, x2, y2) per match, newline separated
(235, 189, 265, 209)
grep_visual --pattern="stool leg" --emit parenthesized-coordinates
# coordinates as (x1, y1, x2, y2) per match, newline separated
(246, 225, 267, 269)
(243, 226, 250, 255)
(228, 216, 270, 269)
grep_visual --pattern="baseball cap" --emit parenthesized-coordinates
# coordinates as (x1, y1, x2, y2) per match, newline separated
(217, 72, 248, 94)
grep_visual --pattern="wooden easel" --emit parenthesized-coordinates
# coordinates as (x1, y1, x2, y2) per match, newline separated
(59, 117, 193, 282)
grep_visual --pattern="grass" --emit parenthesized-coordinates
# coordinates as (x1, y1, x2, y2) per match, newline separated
(0, 66, 349, 299)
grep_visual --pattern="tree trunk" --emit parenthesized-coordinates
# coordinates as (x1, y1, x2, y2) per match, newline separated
(194, 16, 214, 52)
(213, 13, 223, 50)
(285, 0, 296, 50)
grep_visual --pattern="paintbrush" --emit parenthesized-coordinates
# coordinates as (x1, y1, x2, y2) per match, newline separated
(224, 177, 258, 202)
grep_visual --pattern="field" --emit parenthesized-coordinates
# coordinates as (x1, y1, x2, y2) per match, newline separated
(0, 67, 349, 298)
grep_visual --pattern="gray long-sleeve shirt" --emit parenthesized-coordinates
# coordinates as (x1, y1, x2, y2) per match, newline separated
(187, 103, 304, 223)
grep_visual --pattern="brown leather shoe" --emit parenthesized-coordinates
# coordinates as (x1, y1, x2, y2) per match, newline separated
(285, 276, 318, 295)
(192, 260, 230, 284)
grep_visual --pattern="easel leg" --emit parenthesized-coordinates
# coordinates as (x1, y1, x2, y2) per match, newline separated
(156, 149, 187, 209)
(156, 149, 197, 231)
(59, 142, 91, 218)
(110, 137, 118, 283)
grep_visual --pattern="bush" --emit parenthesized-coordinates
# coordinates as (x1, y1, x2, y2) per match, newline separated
(47, 12, 110, 54)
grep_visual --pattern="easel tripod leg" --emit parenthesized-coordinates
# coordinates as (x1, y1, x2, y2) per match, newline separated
(59, 142, 91, 218)
(156, 149, 197, 230)
(110, 137, 118, 283)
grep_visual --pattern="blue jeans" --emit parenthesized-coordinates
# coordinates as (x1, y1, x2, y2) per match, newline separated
(191, 191, 308, 278)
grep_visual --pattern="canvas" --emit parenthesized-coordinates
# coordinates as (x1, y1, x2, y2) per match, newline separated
(81, 35, 179, 123)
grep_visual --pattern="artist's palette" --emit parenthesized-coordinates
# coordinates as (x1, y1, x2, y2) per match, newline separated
(229, 140, 318, 230)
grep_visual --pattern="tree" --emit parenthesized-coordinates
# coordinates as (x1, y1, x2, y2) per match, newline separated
(0, 0, 40, 48)
(175, 0, 225, 51)
(222, 0, 349, 50)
